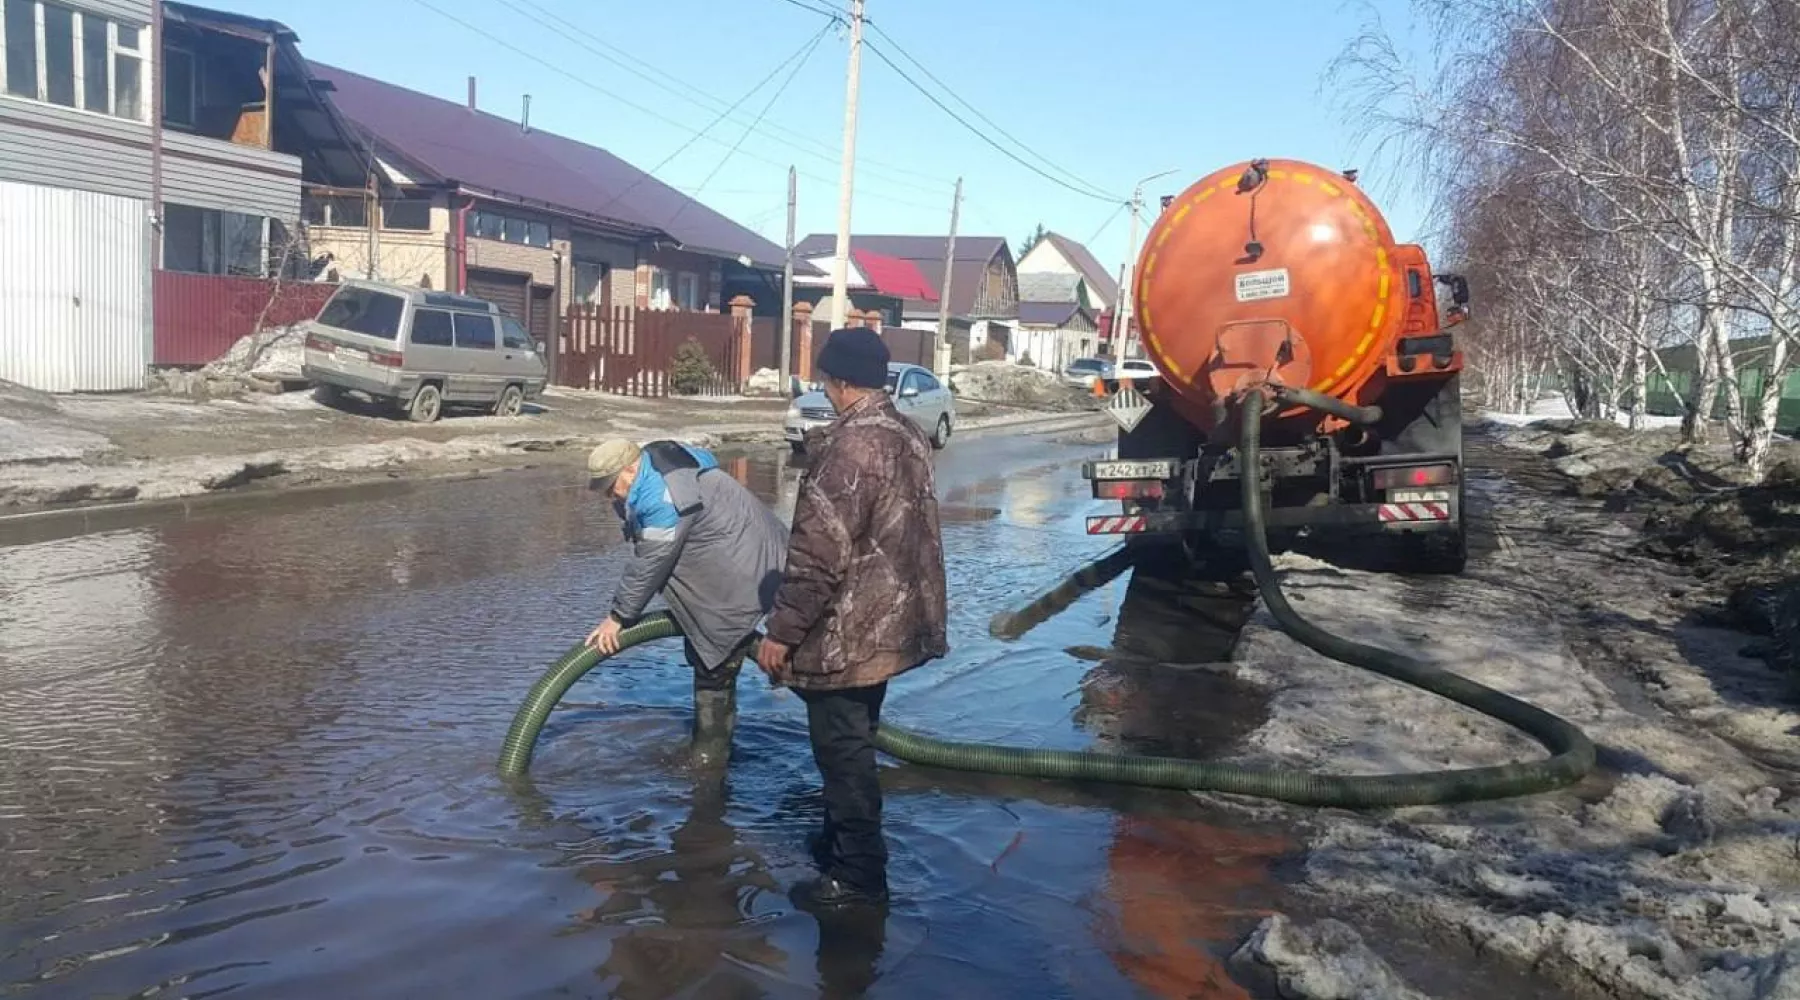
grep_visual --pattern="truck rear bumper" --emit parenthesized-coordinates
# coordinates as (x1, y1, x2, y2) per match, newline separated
(1085, 502, 1457, 537)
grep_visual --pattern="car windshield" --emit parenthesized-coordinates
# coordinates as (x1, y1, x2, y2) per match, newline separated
(1069, 359, 1108, 372)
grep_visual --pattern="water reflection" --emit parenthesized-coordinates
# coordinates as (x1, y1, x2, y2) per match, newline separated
(2, 436, 1296, 1000)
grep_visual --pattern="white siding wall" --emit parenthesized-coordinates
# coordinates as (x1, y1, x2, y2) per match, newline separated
(161, 130, 302, 220)
(0, 96, 153, 200)
(0, 180, 150, 391)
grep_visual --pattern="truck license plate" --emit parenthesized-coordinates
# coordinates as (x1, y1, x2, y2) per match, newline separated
(1389, 489, 1451, 504)
(1089, 460, 1174, 480)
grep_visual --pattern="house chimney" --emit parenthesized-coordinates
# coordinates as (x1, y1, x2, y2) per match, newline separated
(521, 94, 531, 133)
(466, 76, 476, 112)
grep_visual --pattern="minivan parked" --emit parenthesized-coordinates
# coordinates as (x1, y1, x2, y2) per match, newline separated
(301, 280, 549, 423)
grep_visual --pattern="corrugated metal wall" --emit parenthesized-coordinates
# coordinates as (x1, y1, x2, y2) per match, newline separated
(152, 271, 335, 366)
(161, 131, 303, 221)
(0, 180, 150, 392)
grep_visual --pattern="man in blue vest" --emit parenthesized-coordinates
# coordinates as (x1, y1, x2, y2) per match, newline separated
(586, 437, 789, 765)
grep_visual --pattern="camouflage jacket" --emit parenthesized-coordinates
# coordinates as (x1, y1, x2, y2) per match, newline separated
(765, 391, 949, 690)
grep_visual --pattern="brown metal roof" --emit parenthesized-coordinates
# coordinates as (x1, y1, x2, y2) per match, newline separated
(309, 63, 807, 273)
(792, 234, 1012, 317)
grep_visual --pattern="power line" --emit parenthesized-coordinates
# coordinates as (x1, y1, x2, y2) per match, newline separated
(403, 0, 947, 215)
(500, 0, 951, 193)
(863, 39, 1124, 204)
(668, 24, 830, 225)
(1086, 201, 1128, 246)
(596, 21, 830, 218)
(864, 20, 1119, 202)
(767, 0, 843, 19)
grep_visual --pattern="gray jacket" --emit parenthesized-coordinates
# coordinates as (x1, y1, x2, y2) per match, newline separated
(609, 442, 788, 668)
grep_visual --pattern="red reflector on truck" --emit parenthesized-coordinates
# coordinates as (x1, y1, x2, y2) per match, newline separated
(1371, 464, 1455, 490)
(1093, 479, 1164, 500)
(304, 333, 333, 352)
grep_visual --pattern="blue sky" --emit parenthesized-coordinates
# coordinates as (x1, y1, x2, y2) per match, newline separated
(233, 0, 1429, 271)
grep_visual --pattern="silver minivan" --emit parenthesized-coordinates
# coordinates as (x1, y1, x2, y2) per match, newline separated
(300, 280, 549, 423)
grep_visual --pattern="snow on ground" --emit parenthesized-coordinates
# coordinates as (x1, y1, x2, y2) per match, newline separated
(1483, 395, 1688, 430)
(1215, 460, 1800, 999)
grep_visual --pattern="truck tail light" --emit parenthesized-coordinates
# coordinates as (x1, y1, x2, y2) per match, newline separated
(1371, 464, 1456, 490)
(369, 348, 404, 367)
(1094, 479, 1164, 500)
(305, 333, 334, 352)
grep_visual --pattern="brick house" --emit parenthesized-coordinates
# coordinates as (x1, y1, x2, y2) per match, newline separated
(299, 66, 806, 358)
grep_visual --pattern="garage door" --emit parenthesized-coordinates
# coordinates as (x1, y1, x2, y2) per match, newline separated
(465, 268, 529, 325)
(529, 284, 554, 344)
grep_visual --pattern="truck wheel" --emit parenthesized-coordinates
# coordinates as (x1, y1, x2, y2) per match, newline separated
(408, 383, 444, 423)
(494, 384, 525, 417)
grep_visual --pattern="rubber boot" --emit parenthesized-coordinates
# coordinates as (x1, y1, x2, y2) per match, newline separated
(691, 682, 737, 768)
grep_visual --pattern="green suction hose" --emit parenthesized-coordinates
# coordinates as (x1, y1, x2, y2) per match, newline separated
(497, 613, 684, 776)
(500, 395, 1595, 806)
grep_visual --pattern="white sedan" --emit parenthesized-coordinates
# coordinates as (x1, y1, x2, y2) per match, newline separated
(784, 362, 957, 453)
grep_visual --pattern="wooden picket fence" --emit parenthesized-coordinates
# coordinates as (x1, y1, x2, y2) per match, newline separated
(557, 305, 744, 396)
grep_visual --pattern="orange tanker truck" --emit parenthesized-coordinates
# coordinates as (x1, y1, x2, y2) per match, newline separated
(1083, 157, 1472, 573)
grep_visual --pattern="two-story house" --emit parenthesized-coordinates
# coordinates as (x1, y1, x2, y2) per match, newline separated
(790, 234, 1020, 363)
(0, 0, 368, 391)
(300, 67, 805, 363)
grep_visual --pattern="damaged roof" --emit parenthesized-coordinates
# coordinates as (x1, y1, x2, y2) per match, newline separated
(309, 63, 809, 273)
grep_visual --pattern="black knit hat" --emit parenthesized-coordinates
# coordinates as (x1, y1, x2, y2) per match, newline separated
(815, 327, 890, 389)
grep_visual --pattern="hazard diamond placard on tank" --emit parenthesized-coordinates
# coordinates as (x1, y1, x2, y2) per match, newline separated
(1105, 383, 1152, 433)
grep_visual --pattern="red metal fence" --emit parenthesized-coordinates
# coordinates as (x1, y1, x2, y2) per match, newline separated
(558, 306, 745, 397)
(153, 270, 336, 366)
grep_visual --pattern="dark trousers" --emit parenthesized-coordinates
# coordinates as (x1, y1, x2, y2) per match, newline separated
(799, 682, 889, 893)
(684, 634, 754, 692)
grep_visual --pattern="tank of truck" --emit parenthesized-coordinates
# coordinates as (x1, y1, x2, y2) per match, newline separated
(1131, 157, 1417, 438)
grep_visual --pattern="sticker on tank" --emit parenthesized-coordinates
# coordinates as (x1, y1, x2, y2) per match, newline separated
(1234, 268, 1291, 302)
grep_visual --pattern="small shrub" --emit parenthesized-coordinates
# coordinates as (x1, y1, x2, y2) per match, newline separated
(670, 339, 718, 395)
(1018, 351, 1035, 367)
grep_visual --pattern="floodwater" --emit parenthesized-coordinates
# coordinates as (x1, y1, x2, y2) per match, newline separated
(0, 434, 1293, 999)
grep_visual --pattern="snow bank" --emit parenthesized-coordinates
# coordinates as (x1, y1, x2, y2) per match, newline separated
(1219, 476, 1800, 999)
(949, 361, 1094, 412)
(1482, 395, 1687, 430)
(199, 324, 308, 382)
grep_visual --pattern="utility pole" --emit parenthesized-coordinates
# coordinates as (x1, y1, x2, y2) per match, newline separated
(828, 0, 865, 330)
(781, 165, 797, 389)
(933, 176, 962, 377)
(1116, 190, 1141, 360)
(1115, 168, 1180, 361)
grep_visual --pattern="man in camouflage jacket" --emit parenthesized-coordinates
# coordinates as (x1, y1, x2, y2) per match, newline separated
(757, 327, 948, 910)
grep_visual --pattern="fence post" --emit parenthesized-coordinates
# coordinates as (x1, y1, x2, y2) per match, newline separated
(728, 295, 755, 391)
(793, 301, 815, 383)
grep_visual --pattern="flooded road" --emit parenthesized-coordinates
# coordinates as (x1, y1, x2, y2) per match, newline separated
(0, 432, 1298, 999)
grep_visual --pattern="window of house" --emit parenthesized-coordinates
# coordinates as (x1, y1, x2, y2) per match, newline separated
(675, 271, 701, 311)
(648, 268, 672, 310)
(409, 309, 454, 347)
(571, 260, 607, 305)
(161, 203, 267, 276)
(303, 195, 369, 228)
(161, 46, 195, 126)
(453, 312, 496, 350)
(382, 197, 431, 231)
(2, 2, 145, 120)
(470, 209, 551, 248)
